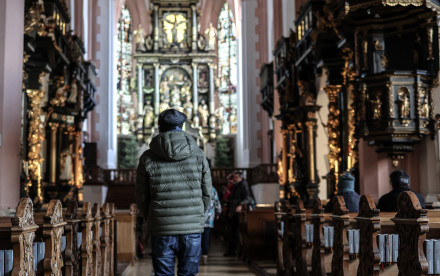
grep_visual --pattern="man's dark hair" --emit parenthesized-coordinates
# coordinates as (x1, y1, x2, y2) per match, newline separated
(233, 170, 244, 179)
(158, 109, 187, 132)
(390, 169, 410, 189)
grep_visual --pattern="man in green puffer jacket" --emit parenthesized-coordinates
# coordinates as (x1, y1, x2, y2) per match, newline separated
(136, 108, 212, 276)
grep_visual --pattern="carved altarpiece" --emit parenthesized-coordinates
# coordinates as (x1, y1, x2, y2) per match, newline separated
(133, 0, 218, 144)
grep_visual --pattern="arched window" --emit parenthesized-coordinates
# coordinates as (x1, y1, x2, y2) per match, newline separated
(217, 3, 237, 135)
(116, 6, 135, 135)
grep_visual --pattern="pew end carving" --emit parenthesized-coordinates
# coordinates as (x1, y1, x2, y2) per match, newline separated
(64, 201, 80, 276)
(391, 191, 429, 276)
(355, 195, 380, 276)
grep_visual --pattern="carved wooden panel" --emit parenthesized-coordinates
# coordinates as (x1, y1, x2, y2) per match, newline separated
(311, 198, 325, 276)
(391, 191, 429, 276)
(109, 203, 115, 276)
(81, 202, 94, 276)
(101, 203, 111, 276)
(64, 201, 80, 276)
(93, 203, 102, 276)
(11, 197, 39, 276)
(293, 198, 308, 275)
(330, 196, 350, 276)
(42, 200, 66, 276)
(355, 195, 380, 276)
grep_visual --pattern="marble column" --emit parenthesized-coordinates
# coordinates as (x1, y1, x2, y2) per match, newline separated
(192, 63, 198, 115)
(137, 64, 143, 115)
(208, 63, 215, 114)
(153, 5, 159, 51)
(0, 0, 24, 208)
(191, 5, 197, 51)
(154, 63, 160, 116)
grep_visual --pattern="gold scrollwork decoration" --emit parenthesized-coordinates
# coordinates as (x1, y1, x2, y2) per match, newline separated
(382, 0, 423, 6)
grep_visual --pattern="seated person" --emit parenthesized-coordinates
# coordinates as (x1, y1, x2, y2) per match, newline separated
(377, 169, 425, 212)
(325, 172, 360, 213)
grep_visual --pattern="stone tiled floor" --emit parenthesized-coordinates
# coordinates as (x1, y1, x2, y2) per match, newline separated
(121, 235, 257, 276)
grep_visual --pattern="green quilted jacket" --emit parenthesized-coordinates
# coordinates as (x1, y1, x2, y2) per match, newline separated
(136, 131, 212, 235)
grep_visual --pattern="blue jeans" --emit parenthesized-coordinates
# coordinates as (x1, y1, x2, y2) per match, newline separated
(151, 234, 202, 276)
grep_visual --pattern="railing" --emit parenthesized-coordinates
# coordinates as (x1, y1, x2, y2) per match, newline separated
(101, 163, 278, 187)
(104, 169, 137, 185)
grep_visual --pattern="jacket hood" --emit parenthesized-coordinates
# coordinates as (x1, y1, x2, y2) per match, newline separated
(149, 131, 197, 161)
(337, 173, 355, 193)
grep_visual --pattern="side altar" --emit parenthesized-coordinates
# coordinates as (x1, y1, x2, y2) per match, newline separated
(133, 0, 218, 144)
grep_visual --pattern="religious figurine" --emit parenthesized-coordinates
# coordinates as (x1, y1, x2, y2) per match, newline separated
(215, 104, 225, 127)
(197, 35, 206, 51)
(143, 101, 154, 129)
(133, 24, 146, 52)
(170, 86, 181, 107)
(183, 98, 193, 119)
(204, 22, 217, 51)
(370, 94, 382, 120)
(397, 88, 410, 118)
(59, 145, 74, 183)
(163, 13, 187, 47)
(198, 99, 209, 127)
(420, 88, 430, 118)
(67, 79, 78, 104)
(51, 79, 68, 106)
(159, 95, 170, 113)
(145, 35, 154, 51)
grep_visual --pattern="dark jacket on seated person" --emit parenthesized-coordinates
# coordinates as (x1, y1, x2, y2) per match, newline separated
(325, 173, 360, 213)
(377, 170, 425, 212)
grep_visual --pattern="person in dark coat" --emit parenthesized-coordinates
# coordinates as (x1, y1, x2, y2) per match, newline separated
(136, 109, 212, 276)
(377, 169, 425, 212)
(224, 171, 252, 256)
(325, 172, 360, 213)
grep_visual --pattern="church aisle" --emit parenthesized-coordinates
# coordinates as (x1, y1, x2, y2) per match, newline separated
(121, 235, 258, 276)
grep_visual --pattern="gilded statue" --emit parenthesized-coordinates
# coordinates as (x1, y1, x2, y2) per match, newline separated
(51, 79, 68, 106)
(397, 87, 410, 118)
(370, 94, 382, 120)
(159, 95, 170, 113)
(170, 86, 181, 107)
(163, 13, 187, 46)
(420, 88, 430, 118)
(183, 98, 193, 119)
(198, 100, 209, 127)
(143, 101, 154, 129)
(204, 22, 218, 51)
(133, 24, 146, 52)
(215, 104, 225, 127)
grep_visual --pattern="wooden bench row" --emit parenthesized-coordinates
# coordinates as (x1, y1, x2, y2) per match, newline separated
(269, 191, 436, 276)
(0, 198, 136, 276)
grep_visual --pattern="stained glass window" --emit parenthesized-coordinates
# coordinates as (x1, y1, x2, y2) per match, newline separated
(116, 6, 136, 135)
(217, 3, 237, 135)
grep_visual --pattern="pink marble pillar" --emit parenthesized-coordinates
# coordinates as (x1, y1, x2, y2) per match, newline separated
(0, 0, 24, 208)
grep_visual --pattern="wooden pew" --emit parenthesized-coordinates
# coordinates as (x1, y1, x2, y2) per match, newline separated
(293, 198, 308, 275)
(92, 203, 102, 276)
(392, 191, 429, 275)
(115, 204, 137, 264)
(80, 202, 94, 276)
(274, 201, 285, 275)
(64, 201, 81, 276)
(0, 197, 39, 276)
(34, 199, 67, 276)
(274, 200, 295, 275)
(101, 203, 111, 276)
(311, 198, 331, 276)
(109, 203, 116, 276)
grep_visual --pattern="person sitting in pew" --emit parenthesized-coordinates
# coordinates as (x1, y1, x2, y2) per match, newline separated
(325, 172, 360, 213)
(377, 169, 425, 211)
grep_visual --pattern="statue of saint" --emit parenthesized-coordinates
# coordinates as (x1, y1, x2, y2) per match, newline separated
(183, 98, 193, 119)
(143, 101, 154, 129)
(397, 88, 410, 118)
(51, 79, 67, 106)
(67, 79, 77, 104)
(420, 88, 430, 118)
(59, 146, 74, 183)
(133, 24, 146, 52)
(204, 22, 217, 51)
(170, 86, 181, 107)
(370, 95, 382, 120)
(198, 100, 209, 127)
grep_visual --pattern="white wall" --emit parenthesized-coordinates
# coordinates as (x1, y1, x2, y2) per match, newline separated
(95, 0, 117, 169)
(282, 0, 296, 37)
